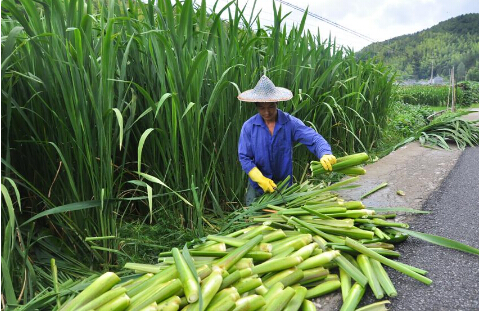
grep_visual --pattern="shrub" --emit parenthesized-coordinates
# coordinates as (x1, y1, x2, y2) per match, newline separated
(388, 101, 434, 137)
(457, 81, 479, 106)
(466, 67, 479, 82)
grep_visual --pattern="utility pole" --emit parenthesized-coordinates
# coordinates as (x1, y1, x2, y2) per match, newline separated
(447, 68, 451, 110)
(430, 59, 434, 83)
(451, 66, 456, 112)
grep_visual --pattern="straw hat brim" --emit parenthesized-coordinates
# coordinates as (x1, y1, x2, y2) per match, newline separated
(237, 87, 293, 102)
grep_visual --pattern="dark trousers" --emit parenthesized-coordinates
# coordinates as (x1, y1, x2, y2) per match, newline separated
(245, 183, 262, 206)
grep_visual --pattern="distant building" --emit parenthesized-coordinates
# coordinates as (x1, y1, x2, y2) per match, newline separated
(429, 75, 445, 85)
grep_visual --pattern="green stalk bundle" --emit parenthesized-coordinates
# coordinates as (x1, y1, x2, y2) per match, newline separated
(311, 153, 369, 176)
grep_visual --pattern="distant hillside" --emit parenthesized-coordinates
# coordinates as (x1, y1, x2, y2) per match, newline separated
(357, 13, 479, 81)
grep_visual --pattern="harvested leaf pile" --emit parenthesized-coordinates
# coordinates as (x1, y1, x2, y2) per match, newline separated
(56, 153, 478, 311)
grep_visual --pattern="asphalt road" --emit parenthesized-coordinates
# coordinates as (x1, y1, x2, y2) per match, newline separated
(363, 146, 479, 310)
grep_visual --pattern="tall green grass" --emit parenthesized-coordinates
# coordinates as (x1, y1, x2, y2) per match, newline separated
(1, 0, 393, 305)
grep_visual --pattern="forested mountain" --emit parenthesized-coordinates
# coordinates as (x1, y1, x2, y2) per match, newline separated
(357, 13, 479, 81)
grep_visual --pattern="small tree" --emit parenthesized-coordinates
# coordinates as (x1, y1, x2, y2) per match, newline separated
(466, 67, 479, 82)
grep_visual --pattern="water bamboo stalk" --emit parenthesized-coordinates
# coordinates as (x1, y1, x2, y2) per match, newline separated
(290, 217, 345, 244)
(301, 300, 317, 311)
(126, 265, 177, 297)
(299, 267, 329, 285)
(172, 248, 200, 303)
(345, 237, 432, 285)
(233, 295, 266, 311)
(185, 267, 223, 311)
(252, 256, 303, 274)
(339, 282, 365, 311)
(357, 254, 384, 299)
(156, 296, 181, 311)
(297, 250, 340, 270)
(334, 254, 368, 287)
(339, 268, 351, 300)
(305, 280, 341, 299)
(124, 263, 163, 274)
(205, 293, 237, 311)
(77, 287, 126, 311)
(215, 235, 264, 270)
(360, 182, 388, 199)
(96, 294, 130, 311)
(370, 259, 397, 297)
(284, 286, 308, 311)
(208, 287, 240, 308)
(291, 243, 318, 260)
(233, 277, 263, 295)
(60, 272, 121, 311)
(262, 229, 287, 243)
(220, 268, 252, 290)
(263, 286, 296, 311)
(140, 302, 158, 311)
(127, 279, 183, 311)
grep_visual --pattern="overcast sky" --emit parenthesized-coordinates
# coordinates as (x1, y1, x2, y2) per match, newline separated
(202, 0, 479, 51)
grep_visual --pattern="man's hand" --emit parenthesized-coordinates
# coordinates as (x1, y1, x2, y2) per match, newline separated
(320, 154, 337, 171)
(248, 167, 277, 193)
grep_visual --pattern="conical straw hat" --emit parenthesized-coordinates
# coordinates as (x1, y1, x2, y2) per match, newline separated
(237, 75, 293, 102)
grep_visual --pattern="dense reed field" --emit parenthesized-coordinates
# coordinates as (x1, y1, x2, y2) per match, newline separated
(1, 0, 394, 303)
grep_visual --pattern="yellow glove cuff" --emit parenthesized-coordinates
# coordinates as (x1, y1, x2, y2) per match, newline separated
(247, 167, 264, 183)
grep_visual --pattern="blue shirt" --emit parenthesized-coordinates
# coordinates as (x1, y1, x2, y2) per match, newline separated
(238, 109, 332, 193)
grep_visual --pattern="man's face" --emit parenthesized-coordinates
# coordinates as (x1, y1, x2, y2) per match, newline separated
(256, 102, 278, 123)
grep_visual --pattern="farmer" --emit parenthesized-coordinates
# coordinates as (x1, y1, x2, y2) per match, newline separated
(238, 75, 336, 205)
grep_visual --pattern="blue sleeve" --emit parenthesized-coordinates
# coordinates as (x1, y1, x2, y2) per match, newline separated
(238, 122, 256, 174)
(291, 117, 332, 158)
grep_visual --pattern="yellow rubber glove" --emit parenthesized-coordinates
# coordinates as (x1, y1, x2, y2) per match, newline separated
(320, 154, 337, 171)
(248, 167, 277, 193)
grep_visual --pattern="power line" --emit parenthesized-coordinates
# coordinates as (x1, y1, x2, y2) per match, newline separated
(273, 0, 413, 57)
(274, 0, 377, 43)
(208, 0, 354, 49)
